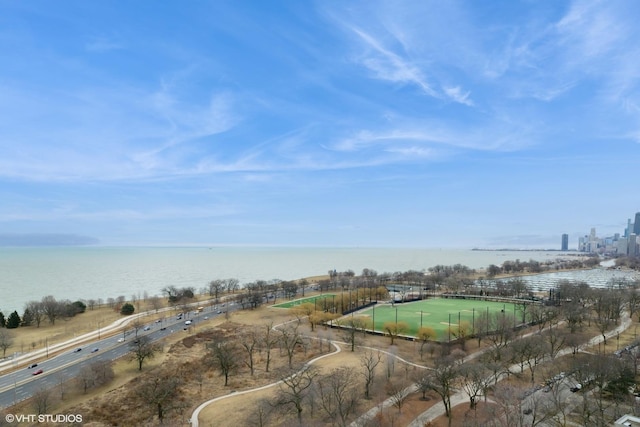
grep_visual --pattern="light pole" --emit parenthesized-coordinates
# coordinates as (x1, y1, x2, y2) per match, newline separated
(372, 305, 375, 333)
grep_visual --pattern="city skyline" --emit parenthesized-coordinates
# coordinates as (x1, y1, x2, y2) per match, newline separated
(1, 1, 640, 248)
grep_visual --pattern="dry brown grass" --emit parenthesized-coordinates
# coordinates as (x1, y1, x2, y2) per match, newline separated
(28, 301, 451, 426)
(7, 282, 624, 427)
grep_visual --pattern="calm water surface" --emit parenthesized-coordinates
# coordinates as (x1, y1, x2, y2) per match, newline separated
(0, 247, 576, 312)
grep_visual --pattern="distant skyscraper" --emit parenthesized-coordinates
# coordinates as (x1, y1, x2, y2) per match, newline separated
(561, 234, 569, 251)
(634, 212, 640, 235)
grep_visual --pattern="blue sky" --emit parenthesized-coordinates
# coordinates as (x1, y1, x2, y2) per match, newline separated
(1, 1, 639, 248)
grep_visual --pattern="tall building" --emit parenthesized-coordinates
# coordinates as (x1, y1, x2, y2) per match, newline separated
(630, 234, 639, 256)
(561, 234, 569, 251)
(634, 212, 640, 235)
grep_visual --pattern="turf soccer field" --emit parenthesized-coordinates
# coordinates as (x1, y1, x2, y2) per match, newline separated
(273, 294, 336, 309)
(357, 298, 517, 341)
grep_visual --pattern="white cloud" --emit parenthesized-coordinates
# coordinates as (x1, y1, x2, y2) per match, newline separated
(350, 27, 438, 98)
(443, 85, 473, 106)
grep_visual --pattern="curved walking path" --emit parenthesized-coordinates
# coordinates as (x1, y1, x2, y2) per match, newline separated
(189, 321, 341, 427)
(189, 312, 437, 427)
(407, 312, 633, 427)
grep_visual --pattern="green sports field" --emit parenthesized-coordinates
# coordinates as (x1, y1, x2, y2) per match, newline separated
(273, 294, 336, 309)
(357, 298, 517, 341)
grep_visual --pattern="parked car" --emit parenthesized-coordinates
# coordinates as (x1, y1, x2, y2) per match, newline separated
(32, 369, 43, 376)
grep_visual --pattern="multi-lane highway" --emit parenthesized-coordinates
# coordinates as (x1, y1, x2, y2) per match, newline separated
(0, 304, 233, 409)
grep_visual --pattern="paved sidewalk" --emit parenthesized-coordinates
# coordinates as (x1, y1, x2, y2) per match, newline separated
(407, 312, 632, 427)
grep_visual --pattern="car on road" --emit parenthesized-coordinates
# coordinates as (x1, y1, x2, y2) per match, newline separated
(160, 327, 166, 330)
(73, 348, 82, 353)
(117, 338, 124, 343)
(203, 316, 209, 320)
(91, 348, 99, 353)
(32, 369, 43, 376)
(27, 363, 38, 369)
(185, 320, 192, 325)
(143, 326, 151, 331)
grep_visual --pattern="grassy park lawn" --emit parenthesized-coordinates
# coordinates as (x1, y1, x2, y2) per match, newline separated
(272, 294, 336, 309)
(358, 298, 517, 340)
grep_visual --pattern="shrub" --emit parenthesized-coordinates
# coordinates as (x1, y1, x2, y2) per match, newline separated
(120, 303, 135, 315)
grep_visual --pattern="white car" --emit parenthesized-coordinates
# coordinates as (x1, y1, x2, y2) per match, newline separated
(117, 338, 124, 343)
(185, 320, 192, 325)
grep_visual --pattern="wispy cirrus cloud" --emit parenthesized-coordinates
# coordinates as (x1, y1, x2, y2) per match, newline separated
(345, 25, 474, 106)
(0, 78, 241, 182)
(350, 27, 438, 98)
(330, 117, 535, 156)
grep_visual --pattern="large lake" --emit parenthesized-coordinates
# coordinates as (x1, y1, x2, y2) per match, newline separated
(0, 246, 614, 313)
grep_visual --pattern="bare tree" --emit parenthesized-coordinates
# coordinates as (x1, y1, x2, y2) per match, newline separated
(41, 295, 61, 325)
(339, 316, 369, 351)
(542, 323, 566, 359)
(423, 355, 459, 421)
(416, 326, 436, 360)
(55, 373, 68, 401)
(360, 349, 382, 400)
(25, 301, 45, 327)
(131, 319, 144, 338)
(486, 312, 515, 359)
(488, 383, 529, 427)
(32, 387, 53, 415)
(316, 367, 360, 427)
(274, 367, 318, 426)
(208, 279, 225, 301)
(208, 338, 239, 386)
(137, 370, 184, 424)
(459, 362, 491, 409)
(225, 278, 240, 294)
(77, 365, 96, 394)
(240, 327, 260, 376)
(86, 298, 97, 310)
(129, 335, 160, 371)
(279, 322, 304, 368)
(246, 398, 273, 427)
(385, 378, 412, 414)
(148, 295, 163, 313)
(0, 329, 13, 358)
(261, 322, 279, 373)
